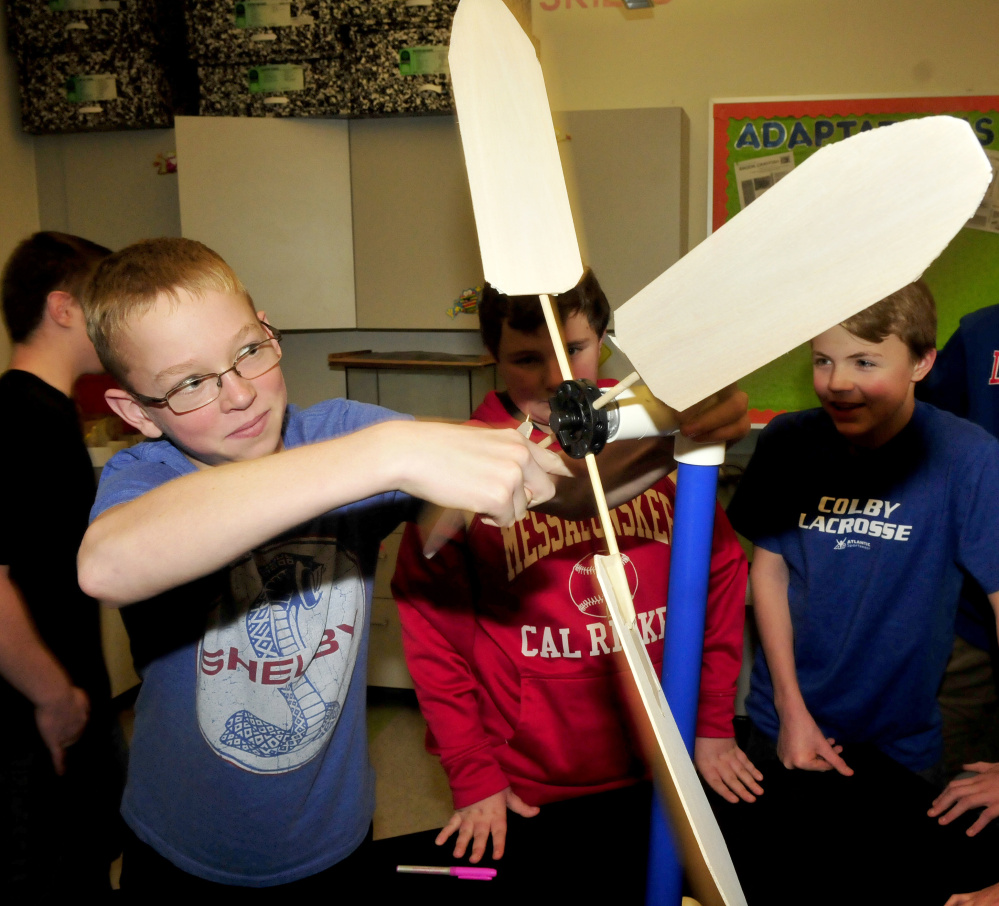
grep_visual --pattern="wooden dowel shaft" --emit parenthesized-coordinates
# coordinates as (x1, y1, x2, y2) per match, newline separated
(593, 371, 640, 410)
(539, 294, 574, 382)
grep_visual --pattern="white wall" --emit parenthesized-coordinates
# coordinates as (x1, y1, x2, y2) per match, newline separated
(532, 0, 999, 248)
(0, 6, 40, 368)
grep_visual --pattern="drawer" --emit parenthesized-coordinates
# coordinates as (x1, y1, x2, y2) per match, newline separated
(18, 49, 173, 134)
(197, 57, 350, 117)
(185, 0, 339, 64)
(345, 25, 453, 117)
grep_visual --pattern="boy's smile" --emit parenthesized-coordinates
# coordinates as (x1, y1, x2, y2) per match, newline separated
(811, 325, 935, 448)
(496, 310, 604, 427)
(109, 289, 287, 467)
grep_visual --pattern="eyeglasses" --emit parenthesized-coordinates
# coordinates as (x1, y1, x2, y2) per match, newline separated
(132, 324, 283, 415)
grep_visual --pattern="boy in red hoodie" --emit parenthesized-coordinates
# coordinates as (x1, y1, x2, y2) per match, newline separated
(392, 270, 759, 864)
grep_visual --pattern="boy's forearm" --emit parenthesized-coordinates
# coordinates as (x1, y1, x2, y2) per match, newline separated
(538, 437, 673, 519)
(537, 383, 751, 518)
(0, 568, 76, 707)
(531, 382, 750, 519)
(80, 420, 565, 607)
(749, 548, 806, 717)
(80, 423, 403, 606)
(697, 522, 748, 737)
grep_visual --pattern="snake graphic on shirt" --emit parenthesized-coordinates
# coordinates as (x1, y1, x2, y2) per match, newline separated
(196, 537, 365, 774)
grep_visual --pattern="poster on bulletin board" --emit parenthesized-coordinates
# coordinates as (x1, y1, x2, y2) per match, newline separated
(710, 95, 999, 416)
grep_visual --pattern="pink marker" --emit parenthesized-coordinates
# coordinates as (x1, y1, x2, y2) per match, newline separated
(396, 864, 497, 880)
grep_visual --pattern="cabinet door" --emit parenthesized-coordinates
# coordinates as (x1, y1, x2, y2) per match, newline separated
(350, 116, 484, 331)
(175, 116, 356, 330)
(350, 108, 687, 328)
(553, 107, 689, 314)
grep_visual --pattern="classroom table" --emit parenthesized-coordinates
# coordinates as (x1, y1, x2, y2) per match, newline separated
(370, 743, 999, 905)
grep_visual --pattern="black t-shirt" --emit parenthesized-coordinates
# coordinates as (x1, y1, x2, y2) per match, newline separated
(0, 369, 110, 721)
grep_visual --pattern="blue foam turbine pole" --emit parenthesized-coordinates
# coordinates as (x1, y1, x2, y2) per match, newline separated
(646, 437, 725, 905)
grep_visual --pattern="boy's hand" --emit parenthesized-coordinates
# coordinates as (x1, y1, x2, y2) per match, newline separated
(436, 787, 540, 863)
(694, 736, 764, 803)
(929, 762, 999, 836)
(777, 705, 853, 776)
(676, 383, 751, 445)
(945, 882, 999, 906)
(35, 685, 89, 775)
(400, 423, 571, 527)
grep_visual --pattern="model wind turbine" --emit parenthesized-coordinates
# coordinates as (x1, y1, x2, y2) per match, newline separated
(448, 2, 992, 903)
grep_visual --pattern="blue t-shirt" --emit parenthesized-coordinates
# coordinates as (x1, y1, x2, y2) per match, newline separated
(919, 303, 999, 438)
(918, 304, 999, 648)
(727, 403, 999, 771)
(92, 400, 415, 886)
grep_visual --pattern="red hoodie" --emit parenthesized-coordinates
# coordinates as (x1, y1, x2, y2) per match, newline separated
(391, 389, 747, 809)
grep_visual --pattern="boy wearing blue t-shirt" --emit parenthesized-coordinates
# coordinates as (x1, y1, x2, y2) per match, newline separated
(76, 238, 748, 891)
(74, 238, 570, 891)
(728, 281, 999, 780)
(919, 302, 999, 780)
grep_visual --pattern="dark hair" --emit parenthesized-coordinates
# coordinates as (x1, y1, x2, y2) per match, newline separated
(840, 279, 936, 360)
(477, 268, 611, 358)
(2, 231, 112, 343)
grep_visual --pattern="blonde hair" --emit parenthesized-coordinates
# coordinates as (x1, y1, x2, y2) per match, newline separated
(82, 237, 252, 387)
(840, 279, 936, 361)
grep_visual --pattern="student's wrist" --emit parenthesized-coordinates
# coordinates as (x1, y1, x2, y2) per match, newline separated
(773, 687, 808, 721)
(343, 419, 405, 491)
(366, 419, 417, 492)
(29, 666, 76, 710)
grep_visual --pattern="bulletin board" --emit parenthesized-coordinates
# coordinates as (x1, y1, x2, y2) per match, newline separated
(710, 95, 999, 416)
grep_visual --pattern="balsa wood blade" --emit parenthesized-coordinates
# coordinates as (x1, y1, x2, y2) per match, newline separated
(595, 555, 746, 906)
(615, 115, 993, 411)
(450, 3, 744, 901)
(449, 0, 582, 295)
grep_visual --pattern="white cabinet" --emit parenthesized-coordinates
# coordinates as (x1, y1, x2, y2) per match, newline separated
(175, 116, 356, 330)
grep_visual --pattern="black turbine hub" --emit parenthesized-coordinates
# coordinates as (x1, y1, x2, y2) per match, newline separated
(548, 379, 608, 459)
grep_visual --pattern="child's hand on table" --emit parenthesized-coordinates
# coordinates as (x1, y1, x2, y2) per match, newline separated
(436, 787, 540, 863)
(777, 703, 854, 776)
(929, 761, 999, 836)
(694, 736, 764, 803)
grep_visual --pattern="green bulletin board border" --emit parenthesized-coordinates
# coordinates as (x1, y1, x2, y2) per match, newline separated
(710, 95, 999, 417)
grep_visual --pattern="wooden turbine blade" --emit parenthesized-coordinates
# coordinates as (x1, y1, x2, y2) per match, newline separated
(614, 115, 993, 412)
(450, 3, 748, 904)
(596, 554, 740, 906)
(449, 0, 582, 295)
